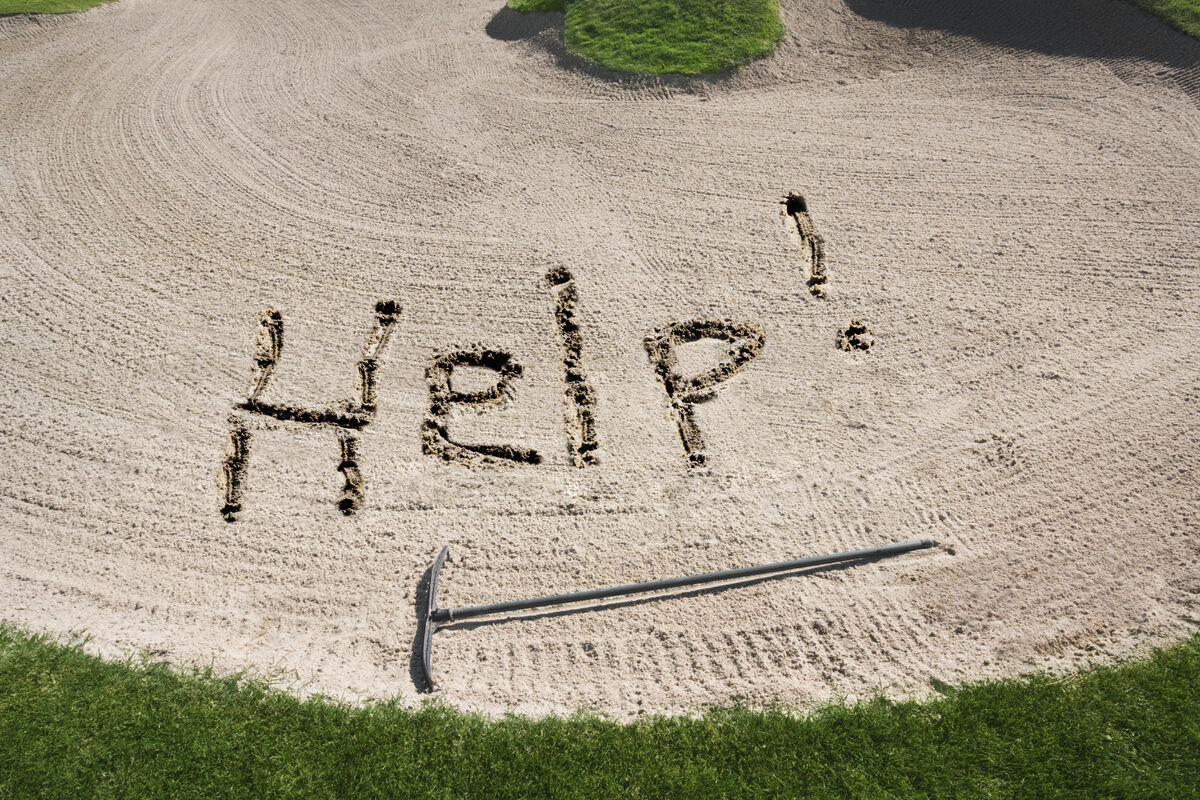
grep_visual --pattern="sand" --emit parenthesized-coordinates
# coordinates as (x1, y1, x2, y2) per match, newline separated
(1, 0, 1198, 718)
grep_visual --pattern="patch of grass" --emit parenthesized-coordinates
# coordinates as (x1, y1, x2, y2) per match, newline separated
(1126, 0, 1200, 38)
(508, 0, 565, 12)
(3, 622, 1200, 798)
(0, 0, 111, 14)
(507, 0, 783, 75)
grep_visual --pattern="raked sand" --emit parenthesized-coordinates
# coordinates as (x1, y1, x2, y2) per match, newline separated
(1, 0, 1198, 717)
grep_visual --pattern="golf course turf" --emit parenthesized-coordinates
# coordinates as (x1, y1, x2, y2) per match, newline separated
(3, 623, 1199, 798)
(0, 0, 109, 13)
(508, 0, 784, 74)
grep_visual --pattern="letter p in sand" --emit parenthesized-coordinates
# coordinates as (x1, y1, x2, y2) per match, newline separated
(644, 319, 765, 468)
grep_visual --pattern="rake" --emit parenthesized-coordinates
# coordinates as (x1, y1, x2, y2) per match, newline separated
(418, 538, 935, 691)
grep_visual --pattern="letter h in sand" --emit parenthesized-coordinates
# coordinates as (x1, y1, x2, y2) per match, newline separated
(219, 301, 400, 521)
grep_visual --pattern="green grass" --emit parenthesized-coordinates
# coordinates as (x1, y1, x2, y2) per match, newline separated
(509, 0, 566, 11)
(1128, 0, 1200, 38)
(507, 0, 783, 75)
(0, 0, 110, 14)
(3, 622, 1200, 798)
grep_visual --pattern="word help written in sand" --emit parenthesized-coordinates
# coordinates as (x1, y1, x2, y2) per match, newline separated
(219, 269, 765, 519)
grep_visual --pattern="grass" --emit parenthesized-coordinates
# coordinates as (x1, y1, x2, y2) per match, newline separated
(3, 622, 1200, 798)
(509, 0, 567, 11)
(1127, 0, 1200, 38)
(0, 0, 110, 14)
(507, 0, 783, 75)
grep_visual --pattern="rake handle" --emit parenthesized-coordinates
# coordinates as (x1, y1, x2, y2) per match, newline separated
(430, 538, 934, 624)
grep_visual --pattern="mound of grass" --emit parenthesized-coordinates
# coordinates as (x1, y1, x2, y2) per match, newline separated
(0, 0, 110, 14)
(507, 0, 783, 75)
(3, 621, 1200, 798)
(1127, 0, 1200, 38)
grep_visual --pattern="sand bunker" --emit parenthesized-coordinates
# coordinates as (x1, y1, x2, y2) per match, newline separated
(1, 0, 1198, 717)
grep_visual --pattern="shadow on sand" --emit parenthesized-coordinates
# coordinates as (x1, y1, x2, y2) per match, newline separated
(846, 0, 1199, 95)
(484, 5, 560, 42)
